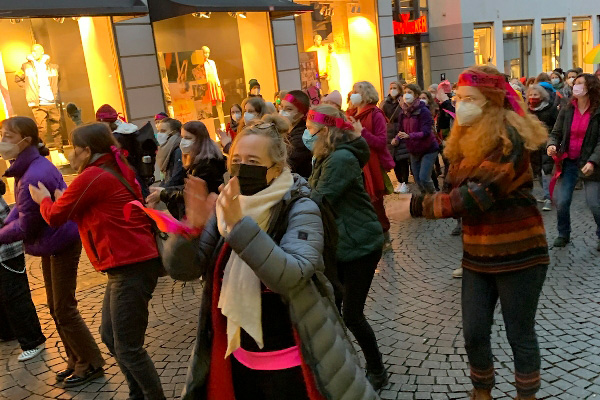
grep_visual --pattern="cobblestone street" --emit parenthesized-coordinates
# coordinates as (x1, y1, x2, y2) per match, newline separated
(1, 186, 600, 399)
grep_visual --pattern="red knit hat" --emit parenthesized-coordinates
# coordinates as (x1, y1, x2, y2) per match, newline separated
(96, 104, 118, 123)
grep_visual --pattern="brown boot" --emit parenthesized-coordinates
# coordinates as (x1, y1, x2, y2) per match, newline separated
(470, 388, 493, 400)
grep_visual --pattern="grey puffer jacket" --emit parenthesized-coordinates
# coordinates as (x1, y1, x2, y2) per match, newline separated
(163, 176, 379, 400)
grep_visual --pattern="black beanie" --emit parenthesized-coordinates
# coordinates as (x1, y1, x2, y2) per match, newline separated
(249, 79, 260, 91)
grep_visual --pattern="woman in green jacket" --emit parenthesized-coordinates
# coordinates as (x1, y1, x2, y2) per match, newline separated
(306, 104, 388, 390)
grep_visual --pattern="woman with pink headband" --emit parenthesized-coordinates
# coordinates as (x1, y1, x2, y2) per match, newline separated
(280, 90, 313, 179)
(403, 65, 550, 400)
(306, 104, 388, 390)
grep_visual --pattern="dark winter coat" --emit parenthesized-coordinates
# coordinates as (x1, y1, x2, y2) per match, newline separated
(380, 95, 408, 161)
(309, 137, 384, 262)
(529, 102, 558, 175)
(395, 100, 438, 157)
(288, 120, 313, 179)
(548, 102, 600, 181)
(0, 146, 79, 256)
(160, 157, 226, 220)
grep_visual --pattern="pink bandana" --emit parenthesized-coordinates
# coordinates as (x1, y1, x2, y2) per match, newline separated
(283, 94, 309, 115)
(457, 72, 525, 116)
(124, 200, 201, 237)
(307, 110, 354, 131)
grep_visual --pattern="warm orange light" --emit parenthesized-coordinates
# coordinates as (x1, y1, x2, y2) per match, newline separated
(349, 16, 374, 36)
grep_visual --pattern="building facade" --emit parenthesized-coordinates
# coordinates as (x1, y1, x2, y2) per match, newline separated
(427, 0, 600, 83)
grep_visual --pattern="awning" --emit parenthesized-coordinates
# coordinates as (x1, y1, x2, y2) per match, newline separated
(0, 0, 148, 19)
(148, 0, 313, 22)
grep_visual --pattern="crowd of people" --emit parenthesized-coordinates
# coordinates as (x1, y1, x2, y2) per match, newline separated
(0, 63, 599, 400)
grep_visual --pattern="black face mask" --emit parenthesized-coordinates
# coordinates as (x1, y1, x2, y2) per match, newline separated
(230, 163, 271, 196)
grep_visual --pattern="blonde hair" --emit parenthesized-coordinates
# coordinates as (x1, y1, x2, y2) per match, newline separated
(228, 113, 290, 170)
(444, 65, 548, 164)
(310, 104, 359, 159)
(354, 81, 379, 104)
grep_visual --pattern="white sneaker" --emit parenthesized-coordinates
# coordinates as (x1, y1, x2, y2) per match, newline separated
(452, 267, 463, 279)
(542, 199, 552, 211)
(18, 344, 44, 362)
(399, 183, 410, 194)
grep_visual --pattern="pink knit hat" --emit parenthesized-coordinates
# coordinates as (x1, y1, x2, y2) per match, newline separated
(322, 90, 342, 107)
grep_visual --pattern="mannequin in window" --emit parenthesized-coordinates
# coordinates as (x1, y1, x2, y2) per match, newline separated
(15, 44, 62, 153)
(308, 34, 329, 93)
(200, 46, 226, 130)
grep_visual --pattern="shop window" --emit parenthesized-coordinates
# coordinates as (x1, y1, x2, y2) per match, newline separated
(503, 25, 531, 78)
(294, 1, 381, 108)
(0, 17, 123, 146)
(397, 46, 417, 84)
(573, 19, 591, 72)
(474, 27, 493, 66)
(541, 21, 564, 72)
(152, 12, 278, 137)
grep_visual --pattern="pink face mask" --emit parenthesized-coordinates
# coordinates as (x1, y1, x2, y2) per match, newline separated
(573, 83, 587, 97)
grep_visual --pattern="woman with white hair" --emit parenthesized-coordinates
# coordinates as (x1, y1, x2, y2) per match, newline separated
(527, 84, 558, 211)
(347, 81, 395, 251)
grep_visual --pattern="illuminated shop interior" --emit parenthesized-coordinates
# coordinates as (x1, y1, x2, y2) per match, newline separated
(294, 0, 382, 108)
(152, 12, 278, 138)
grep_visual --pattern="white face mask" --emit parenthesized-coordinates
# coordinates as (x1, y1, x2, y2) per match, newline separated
(156, 133, 169, 146)
(389, 89, 399, 98)
(179, 138, 195, 154)
(551, 78, 560, 85)
(350, 93, 363, 106)
(279, 110, 292, 118)
(244, 112, 256, 123)
(567, 77, 575, 86)
(232, 112, 242, 122)
(0, 138, 25, 160)
(403, 93, 415, 104)
(420, 98, 428, 105)
(456, 101, 484, 126)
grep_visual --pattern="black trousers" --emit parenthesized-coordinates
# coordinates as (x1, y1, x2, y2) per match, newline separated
(0, 254, 46, 350)
(100, 258, 164, 400)
(231, 356, 309, 400)
(393, 158, 410, 184)
(337, 249, 384, 372)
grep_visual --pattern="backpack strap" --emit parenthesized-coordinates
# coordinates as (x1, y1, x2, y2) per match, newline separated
(99, 165, 142, 203)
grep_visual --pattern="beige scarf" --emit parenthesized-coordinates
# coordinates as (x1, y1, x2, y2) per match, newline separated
(216, 168, 294, 357)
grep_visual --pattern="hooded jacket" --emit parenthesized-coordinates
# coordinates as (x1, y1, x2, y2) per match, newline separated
(0, 146, 78, 256)
(529, 101, 558, 175)
(348, 105, 395, 171)
(309, 137, 384, 262)
(39, 154, 159, 271)
(15, 55, 59, 107)
(163, 175, 379, 400)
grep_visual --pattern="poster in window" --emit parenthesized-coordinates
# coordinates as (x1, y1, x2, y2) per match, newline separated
(299, 52, 319, 90)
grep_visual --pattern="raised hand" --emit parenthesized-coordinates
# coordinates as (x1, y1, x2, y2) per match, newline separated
(184, 176, 218, 228)
(217, 177, 243, 232)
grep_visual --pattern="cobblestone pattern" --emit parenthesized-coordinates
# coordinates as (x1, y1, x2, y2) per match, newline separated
(1, 186, 600, 399)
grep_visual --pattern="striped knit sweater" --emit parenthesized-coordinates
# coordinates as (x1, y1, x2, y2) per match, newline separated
(410, 126, 549, 273)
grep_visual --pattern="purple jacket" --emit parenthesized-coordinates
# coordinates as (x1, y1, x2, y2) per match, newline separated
(0, 146, 79, 256)
(396, 100, 438, 156)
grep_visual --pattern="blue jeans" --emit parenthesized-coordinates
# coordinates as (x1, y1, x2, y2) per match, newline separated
(410, 151, 438, 194)
(462, 265, 547, 397)
(541, 171, 551, 201)
(554, 159, 600, 238)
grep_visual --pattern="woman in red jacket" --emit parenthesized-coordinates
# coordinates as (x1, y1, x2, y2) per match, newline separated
(29, 123, 165, 400)
(347, 80, 395, 251)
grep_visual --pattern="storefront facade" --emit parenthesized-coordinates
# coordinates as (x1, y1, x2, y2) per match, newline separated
(393, 0, 431, 89)
(426, 1, 600, 83)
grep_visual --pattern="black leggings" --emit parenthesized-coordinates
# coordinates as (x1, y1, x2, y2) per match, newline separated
(394, 158, 410, 184)
(337, 249, 384, 372)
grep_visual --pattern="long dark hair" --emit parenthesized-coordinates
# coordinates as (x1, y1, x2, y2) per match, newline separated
(182, 121, 223, 162)
(577, 73, 600, 115)
(70, 122, 133, 173)
(1, 117, 50, 156)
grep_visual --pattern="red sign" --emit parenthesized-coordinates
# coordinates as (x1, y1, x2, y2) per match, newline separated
(393, 13, 428, 35)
